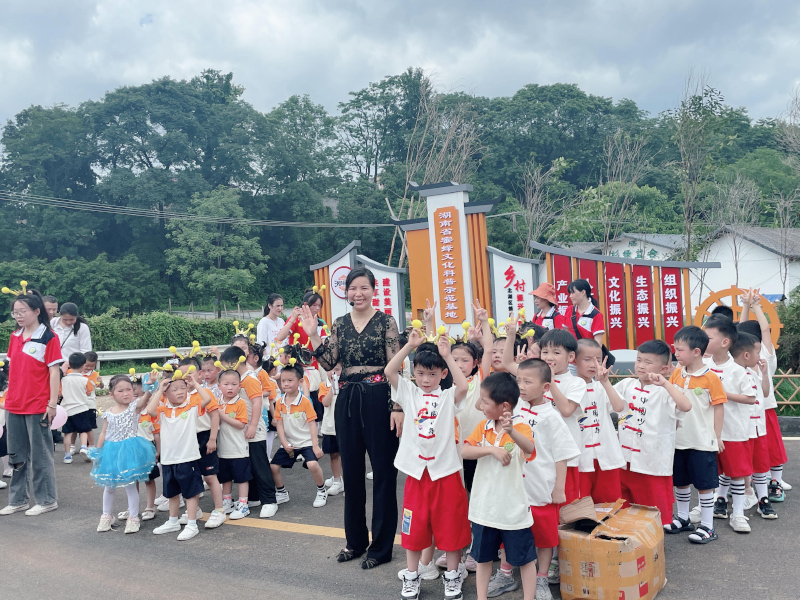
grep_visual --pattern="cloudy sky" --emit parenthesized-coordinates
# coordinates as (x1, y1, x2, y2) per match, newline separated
(1, 0, 799, 126)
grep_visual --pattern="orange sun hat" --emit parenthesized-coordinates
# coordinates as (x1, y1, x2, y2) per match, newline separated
(529, 282, 557, 305)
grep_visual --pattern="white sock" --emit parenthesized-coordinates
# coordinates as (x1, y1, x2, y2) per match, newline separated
(770, 466, 783, 485)
(730, 479, 746, 517)
(699, 491, 715, 530)
(753, 472, 769, 499)
(168, 516, 179, 524)
(717, 475, 731, 499)
(1, 456, 9, 471)
(675, 487, 692, 520)
(187, 519, 197, 528)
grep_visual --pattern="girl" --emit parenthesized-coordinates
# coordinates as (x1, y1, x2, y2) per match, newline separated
(530, 283, 567, 331)
(564, 279, 605, 345)
(91, 375, 156, 534)
(50, 302, 92, 372)
(256, 293, 286, 348)
(278, 289, 329, 365)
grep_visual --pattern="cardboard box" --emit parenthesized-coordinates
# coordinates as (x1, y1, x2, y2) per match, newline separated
(557, 497, 666, 600)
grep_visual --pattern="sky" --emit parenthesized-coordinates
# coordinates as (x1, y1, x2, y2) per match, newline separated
(1, 0, 799, 127)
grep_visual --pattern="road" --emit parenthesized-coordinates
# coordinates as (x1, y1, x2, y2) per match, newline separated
(1, 441, 797, 600)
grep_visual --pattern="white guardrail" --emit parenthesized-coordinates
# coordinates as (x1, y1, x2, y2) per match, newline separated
(1, 345, 230, 363)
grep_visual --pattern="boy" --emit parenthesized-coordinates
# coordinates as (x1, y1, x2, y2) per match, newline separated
(220, 346, 279, 518)
(82, 351, 103, 450)
(573, 339, 626, 503)
(463, 373, 537, 600)
(703, 316, 756, 533)
(608, 340, 692, 526)
(386, 331, 471, 600)
(216, 368, 252, 520)
(731, 332, 777, 519)
(60, 352, 96, 464)
(666, 326, 727, 544)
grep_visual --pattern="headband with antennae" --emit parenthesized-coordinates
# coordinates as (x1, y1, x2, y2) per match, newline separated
(232, 321, 254, 337)
(2, 280, 29, 296)
(214, 356, 246, 371)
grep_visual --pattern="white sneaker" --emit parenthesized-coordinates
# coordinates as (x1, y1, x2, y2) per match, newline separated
(313, 488, 328, 508)
(177, 524, 199, 541)
(124, 517, 141, 534)
(25, 503, 58, 516)
(547, 559, 559, 585)
(398, 560, 441, 581)
(222, 498, 233, 514)
(400, 572, 421, 599)
(688, 504, 702, 524)
(97, 514, 115, 532)
(203, 480, 209, 490)
(2, 469, 12, 478)
(782, 480, 793, 491)
(117, 510, 130, 520)
(154, 495, 168, 506)
(157, 497, 184, 511)
(229, 501, 251, 520)
(276, 489, 290, 504)
(488, 569, 518, 596)
(260, 503, 278, 518)
(327, 478, 345, 496)
(153, 520, 182, 535)
(247, 499, 262, 508)
(730, 514, 751, 533)
(443, 568, 464, 600)
(324, 476, 336, 488)
(536, 575, 554, 600)
(178, 508, 203, 525)
(366, 471, 374, 480)
(0, 480, 6, 490)
(436, 553, 448, 568)
(0, 503, 29, 515)
(743, 490, 759, 511)
(205, 510, 227, 529)
(69, 445, 76, 454)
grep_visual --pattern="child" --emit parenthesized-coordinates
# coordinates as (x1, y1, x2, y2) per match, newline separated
(666, 326, 727, 544)
(216, 368, 252, 520)
(703, 316, 756, 533)
(573, 339, 626, 504)
(386, 330, 471, 600)
(608, 340, 692, 526)
(731, 332, 778, 519)
(321, 364, 344, 496)
(146, 368, 213, 540)
(261, 360, 280, 457)
(462, 373, 537, 600)
(220, 345, 279, 519)
(270, 362, 328, 508)
(132, 374, 160, 521)
(90, 374, 156, 534)
(61, 352, 96, 464)
(83, 351, 103, 450)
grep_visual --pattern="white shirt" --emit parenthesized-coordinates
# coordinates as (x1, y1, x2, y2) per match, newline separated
(746, 368, 767, 438)
(50, 317, 92, 358)
(577, 383, 625, 472)
(543, 371, 586, 467)
(457, 373, 484, 450)
(704, 355, 753, 442)
(614, 379, 685, 476)
(159, 400, 201, 465)
(516, 400, 580, 506)
(392, 377, 463, 481)
(277, 391, 317, 448)
(672, 366, 725, 452)
(60, 372, 93, 416)
(217, 398, 250, 459)
(256, 315, 286, 348)
(761, 344, 778, 410)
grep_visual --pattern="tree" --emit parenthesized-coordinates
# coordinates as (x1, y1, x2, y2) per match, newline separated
(165, 187, 268, 316)
(772, 192, 800, 296)
(713, 174, 760, 286)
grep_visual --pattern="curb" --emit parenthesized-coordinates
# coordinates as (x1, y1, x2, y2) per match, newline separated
(779, 416, 800, 437)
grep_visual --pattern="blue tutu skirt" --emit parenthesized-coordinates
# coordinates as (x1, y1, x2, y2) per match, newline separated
(90, 436, 157, 488)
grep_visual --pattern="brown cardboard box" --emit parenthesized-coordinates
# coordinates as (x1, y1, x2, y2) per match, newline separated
(557, 497, 666, 600)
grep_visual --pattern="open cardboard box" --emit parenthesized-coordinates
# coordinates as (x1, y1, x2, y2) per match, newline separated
(557, 497, 666, 600)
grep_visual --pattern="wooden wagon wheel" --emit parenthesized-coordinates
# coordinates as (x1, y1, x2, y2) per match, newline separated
(693, 285, 782, 348)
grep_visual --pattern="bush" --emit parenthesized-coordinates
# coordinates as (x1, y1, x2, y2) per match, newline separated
(777, 286, 800, 373)
(0, 310, 246, 352)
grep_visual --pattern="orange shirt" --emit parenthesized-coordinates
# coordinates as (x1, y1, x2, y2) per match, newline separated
(464, 419, 536, 461)
(257, 370, 278, 401)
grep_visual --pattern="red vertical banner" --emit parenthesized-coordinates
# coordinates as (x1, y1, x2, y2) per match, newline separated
(434, 206, 466, 323)
(660, 267, 683, 346)
(552, 254, 572, 316)
(632, 265, 655, 344)
(603, 262, 627, 350)
(578, 259, 598, 298)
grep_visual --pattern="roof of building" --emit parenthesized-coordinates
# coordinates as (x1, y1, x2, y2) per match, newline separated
(715, 226, 800, 259)
(617, 233, 685, 250)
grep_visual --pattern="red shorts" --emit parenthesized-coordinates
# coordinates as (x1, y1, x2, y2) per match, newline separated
(529, 503, 559, 549)
(766, 409, 788, 466)
(564, 466, 581, 504)
(751, 435, 770, 474)
(579, 461, 621, 504)
(619, 467, 674, 525)
(401, 470, 471, 552)
(717, 440, 753, 479)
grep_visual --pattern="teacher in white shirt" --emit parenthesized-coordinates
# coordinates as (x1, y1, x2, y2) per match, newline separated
(50, 302, 92, 363)
(256, 293, 286, 350)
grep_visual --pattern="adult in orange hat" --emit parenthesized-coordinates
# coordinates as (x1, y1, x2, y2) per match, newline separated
(529, 282, 567, 331)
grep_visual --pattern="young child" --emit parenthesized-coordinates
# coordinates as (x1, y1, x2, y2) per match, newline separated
(146, 367, 213, 540)
(61, 352, 96, 464)
(608, 340, 692, 526)
(90, 375, 156, 534)
(573, 339, 626, 504)
(270, 361, 328, 508)
(665, 326, 727, 544)
(321, 364, 344, 496)
(83, 351, 103, 450)
(731, 332, 778, 519)
(703, 316, 756, 533)
(386, 330, 471, 600)
(462, 373, 537, 600)
(216, 368, 252, 520)
(133, 373, 161, 522)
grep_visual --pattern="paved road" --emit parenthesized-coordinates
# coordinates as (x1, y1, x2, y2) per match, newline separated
(1, 441, 797, 600)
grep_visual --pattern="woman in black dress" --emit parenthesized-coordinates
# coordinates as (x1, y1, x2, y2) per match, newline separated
(302, 268, 402, 569)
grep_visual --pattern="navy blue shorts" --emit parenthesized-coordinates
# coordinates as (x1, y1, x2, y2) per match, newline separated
(62, 409, 97, 434)
(272, 446, 317, 469)
(322, 434, 339, 455)
(218, 457, 253, 484)
(673, 448, 719, 490)
(197, 430, 220, 476)
(148, 463, 160, 481)
(163, 461, 204, 499)
(471, 522, 536, 567)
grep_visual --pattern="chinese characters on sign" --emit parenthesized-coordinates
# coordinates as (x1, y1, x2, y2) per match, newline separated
(371, 277, 395, 316)
(502, 265, 527, 317)
(603, 262, 627, 350)
(631, 265, 654, 343)
(660, 267, 683, 346)
(435, 206, 466, 323)
(551, 254, 572, 316)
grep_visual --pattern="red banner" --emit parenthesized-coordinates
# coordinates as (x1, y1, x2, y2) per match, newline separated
(603, 262, 627, 350)
(552, 254, 572, 316)
(578, 259, 598, 298)
(631, 265, 654, 344)
(660, 267, 683, 346)
(434, 206, 466, 323)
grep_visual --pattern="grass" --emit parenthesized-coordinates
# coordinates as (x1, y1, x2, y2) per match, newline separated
(98, 360, 155, 376)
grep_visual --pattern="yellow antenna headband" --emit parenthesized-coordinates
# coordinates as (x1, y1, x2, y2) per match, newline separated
(232, 321, 254, 337)
(2, 280, 28, 296)
(214, 356, 246, 371)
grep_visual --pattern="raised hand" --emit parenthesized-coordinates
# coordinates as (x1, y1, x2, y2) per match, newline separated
(505, 316, 518, 337)
(407, 327, 424, 348)
(647, 372, 667, 387)
(499, 410, 514, 433)
(595, 356, 610, 383)
(472, 299, 489, 323)
(300, 305, 317, 336)
(437, 334, 451, 358)
(467, 324, 481, 343)
(422, 299, 437, 323)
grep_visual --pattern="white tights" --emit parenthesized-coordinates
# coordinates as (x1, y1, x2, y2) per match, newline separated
(103, 484, 139, 519)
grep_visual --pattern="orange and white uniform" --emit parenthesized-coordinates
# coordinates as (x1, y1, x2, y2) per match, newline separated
(275, 391, 317, 448)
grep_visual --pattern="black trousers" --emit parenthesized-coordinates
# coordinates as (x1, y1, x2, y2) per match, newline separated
(335, 380, 399, 563)
(248, 439, 277, 504)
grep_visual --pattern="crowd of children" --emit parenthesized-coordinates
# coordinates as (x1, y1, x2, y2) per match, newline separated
(0, 282, 792, 600)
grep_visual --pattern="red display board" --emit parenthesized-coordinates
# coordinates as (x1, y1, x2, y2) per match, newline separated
(632, 265, 655, 344)
(579, 259, 598, 298)
(603, 262, 627, 350)
(660, 267, 683, 346)
(552, 254, 573, 316)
